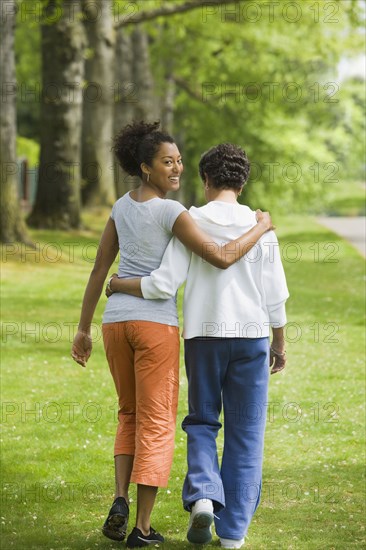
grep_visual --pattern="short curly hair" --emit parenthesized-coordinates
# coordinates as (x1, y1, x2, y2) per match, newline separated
(198, 143, 250, 190)
(112, 121, 175, 178)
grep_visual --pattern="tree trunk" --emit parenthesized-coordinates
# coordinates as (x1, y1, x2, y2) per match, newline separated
(113, 25, 159, 197)
(161, 71, 175, 134)
(0, 0, 31, 243)
(28, 0, 85, 229)
(113, 27, 138, 197)
(160, 68, 187, 204)
(132, 26, 160, 122)
(81, 0, 116, 206)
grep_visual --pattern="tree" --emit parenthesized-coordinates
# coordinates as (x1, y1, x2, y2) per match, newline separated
(131, 25, 160, 122)
(148, 0, 365, 210)
(81, 0, 232, 205)
(14, 8, 41, 141)
(114, 0, 241, 28)
(28, 0, 86, 229)
(113, 27, 136, 197)
(81, 0, 116, 206)
(18, 0, 365, 228)
(24, 0, 243, 226)
(81, 5, 161, 206)
(0, 0, 30, 244)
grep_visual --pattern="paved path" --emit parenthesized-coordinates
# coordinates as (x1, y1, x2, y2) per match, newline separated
(317, 217, 366, 258)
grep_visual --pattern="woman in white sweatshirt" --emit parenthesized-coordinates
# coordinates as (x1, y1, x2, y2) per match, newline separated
(106, 143, 289, 549)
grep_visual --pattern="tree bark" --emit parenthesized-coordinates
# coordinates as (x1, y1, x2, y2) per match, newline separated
(161, 71, 175, 134)
(81, 0, 116, 206)
(114, 29, 135, 134)
(0, 0, 31, 243)
(113, 28, 137, 197)
(113, 25, 159, 196)
(28, 0, 85, 229)
(132, 25, 160, 122)
(161, 66, 187, 204)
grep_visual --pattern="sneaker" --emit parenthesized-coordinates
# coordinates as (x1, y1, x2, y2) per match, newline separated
(187, 498, 214, 544)
(126, 526, 164, 548)
(220, 537, 245, 549)
(102, 496, 129, 541)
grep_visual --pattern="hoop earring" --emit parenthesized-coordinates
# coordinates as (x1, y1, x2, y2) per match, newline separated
(147, 173, 150, 183)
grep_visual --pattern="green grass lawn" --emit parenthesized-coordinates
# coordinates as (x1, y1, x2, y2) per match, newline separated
(1, 210, 365, 549)
(315, 180, 365, 217)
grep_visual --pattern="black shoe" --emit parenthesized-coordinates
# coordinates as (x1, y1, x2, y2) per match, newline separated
(126, 526, 164, 548)
(102, 496, 129, 542)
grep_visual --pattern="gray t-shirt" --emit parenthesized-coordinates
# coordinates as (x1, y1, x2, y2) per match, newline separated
(102, 192, 186, 326)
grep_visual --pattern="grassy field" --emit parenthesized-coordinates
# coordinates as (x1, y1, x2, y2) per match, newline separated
(316, 180, 365, 217)
(1, 210, 365, 549)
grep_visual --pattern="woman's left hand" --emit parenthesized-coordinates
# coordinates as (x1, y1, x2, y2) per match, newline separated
(270, 347, 287, 374)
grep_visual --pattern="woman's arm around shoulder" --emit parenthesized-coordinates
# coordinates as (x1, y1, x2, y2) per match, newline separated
(172, 209, 274, 269)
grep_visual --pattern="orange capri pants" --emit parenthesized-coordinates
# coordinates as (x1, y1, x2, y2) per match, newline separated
(102, 321, 180, 488)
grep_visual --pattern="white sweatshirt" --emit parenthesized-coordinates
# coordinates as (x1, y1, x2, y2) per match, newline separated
(141, 201, 289, 339)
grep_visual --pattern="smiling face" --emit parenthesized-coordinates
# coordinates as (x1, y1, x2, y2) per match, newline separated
(141, 142, 183, 198)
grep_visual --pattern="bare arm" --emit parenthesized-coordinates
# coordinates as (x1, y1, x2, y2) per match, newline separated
(108, 275, 143, 298)
(71, 217, 119, 367)
(172, 210, 272, 269)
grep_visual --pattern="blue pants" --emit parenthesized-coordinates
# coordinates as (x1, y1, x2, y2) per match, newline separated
(182, 337, 269, 540)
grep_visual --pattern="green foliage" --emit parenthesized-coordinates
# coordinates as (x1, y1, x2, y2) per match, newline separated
(16, 136, 40, 166)
(148, 0, 365, 212)
(1, 213, 365, 548)
(335, 76, 366, 181)
(14, 0, 365, 212)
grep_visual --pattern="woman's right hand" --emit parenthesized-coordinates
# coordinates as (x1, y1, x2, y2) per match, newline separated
(105, 273, 118, 297)
(71, 330, 92, 368)
(256, 210, 275, 231)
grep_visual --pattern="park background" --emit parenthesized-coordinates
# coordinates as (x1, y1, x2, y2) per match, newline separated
(1, 0, 365, 548)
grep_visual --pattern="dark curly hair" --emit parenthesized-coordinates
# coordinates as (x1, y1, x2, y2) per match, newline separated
(199, 143, 250, 190)
(112, 121, 175, 177)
